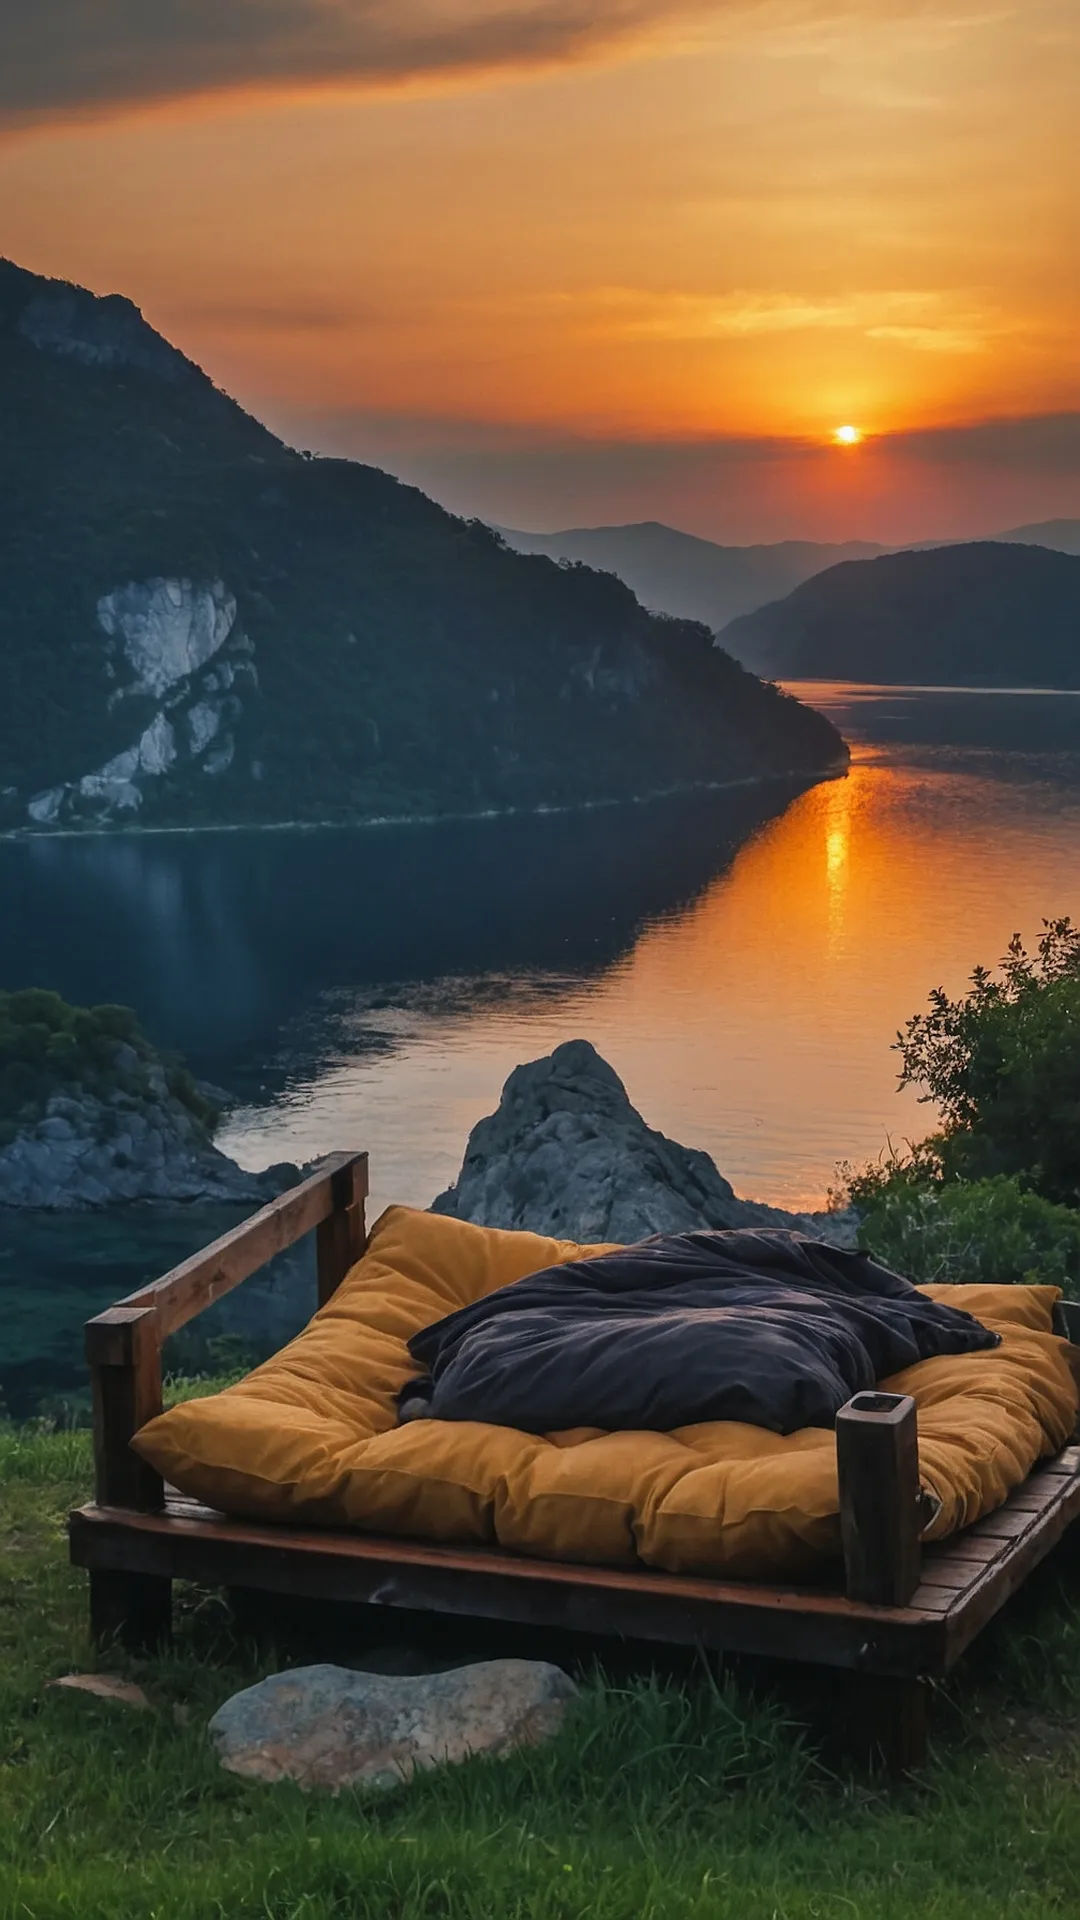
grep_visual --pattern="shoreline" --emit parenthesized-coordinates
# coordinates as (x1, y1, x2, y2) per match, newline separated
(0, 758, 848, 845)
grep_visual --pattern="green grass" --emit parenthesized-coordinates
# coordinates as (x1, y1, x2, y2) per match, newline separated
(3, 1407, 1080, 1919)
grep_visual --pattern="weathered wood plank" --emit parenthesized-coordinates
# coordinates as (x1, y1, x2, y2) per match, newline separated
(903, 1586, 955, 1615)
(912, 1563, 981, 1595)
(107, 1151, 367, 1339)
(69, 1505, 947, 1677)
(837, 1392, 921, 1606)
(945, 1474, 1080, 1663)
(923, 1535, 1003, 1569)
(967, 1507, 1044, 1542)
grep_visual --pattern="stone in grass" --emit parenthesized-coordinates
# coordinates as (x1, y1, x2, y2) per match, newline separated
(208, 1659, 578, 1793)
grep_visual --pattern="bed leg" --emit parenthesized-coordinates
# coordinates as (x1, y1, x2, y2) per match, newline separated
(90, 1570, 172, 1653)
(842, 1673, 930, 1777)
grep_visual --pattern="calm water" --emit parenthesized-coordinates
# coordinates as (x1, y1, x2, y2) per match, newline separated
(4, 682, 1080, 1411)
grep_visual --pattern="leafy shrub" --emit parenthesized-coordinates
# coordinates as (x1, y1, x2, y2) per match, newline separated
(0, 988, 217, 1142)
(845, 1160, 1080, 1295)
(896, 918, 1080, 1205)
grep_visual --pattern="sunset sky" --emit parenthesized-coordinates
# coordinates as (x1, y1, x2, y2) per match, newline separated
(2, 1, 1077, 542)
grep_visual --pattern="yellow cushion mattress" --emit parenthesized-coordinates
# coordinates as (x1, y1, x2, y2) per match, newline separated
(134, 1204, 1079, 1581)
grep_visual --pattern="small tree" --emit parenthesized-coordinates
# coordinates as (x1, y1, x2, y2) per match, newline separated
(896, 918, 1080, 1204)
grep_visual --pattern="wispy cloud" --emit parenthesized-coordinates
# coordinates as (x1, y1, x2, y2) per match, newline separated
(0, 0, 719, 129)
(488, 285, 1016, 355)
(0, 2, 1014, 130)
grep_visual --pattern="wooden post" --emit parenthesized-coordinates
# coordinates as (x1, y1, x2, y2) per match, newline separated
(85, 1304, 171, 1649)
(1052, 1300, 1080, 1342)
(316, 1152, 369, 1308)
(836, 1391, 922, 1607)
(832, 1670, 930, 1777)
(1052, 1301, 1080, 1431)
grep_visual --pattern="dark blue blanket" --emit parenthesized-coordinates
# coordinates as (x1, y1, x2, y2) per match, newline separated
(401, 1230, 1000, 1435)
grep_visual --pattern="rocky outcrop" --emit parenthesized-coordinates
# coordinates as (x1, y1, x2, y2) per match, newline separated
(27, 577, 257, 827)
(16, 282, 196, 383)
(208, 1660, 578, 1792)
(98, 577, 237, 698)
(0, 1074, 291, 1210)
(432, 1039, 855, 1244)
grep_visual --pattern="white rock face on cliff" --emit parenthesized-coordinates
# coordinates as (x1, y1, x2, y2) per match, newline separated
(98, 578, 236, 697)
(135, 712, 178, 776)
(25, 578, 254, 826)
(76, 746, 142, 811)
(17, 286, 194, 383)
(187, 701, 221, 757)
(27, 787, 65, 825)
(432, 1038, 856, 1245)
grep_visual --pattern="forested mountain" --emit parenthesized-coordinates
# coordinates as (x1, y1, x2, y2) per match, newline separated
(0, 260, 844, 832)
(718, 544, 1080, 683)
(499, 519, 1080, 642)
(499, 521, 884, 634)
(991, 519, 1080, 556)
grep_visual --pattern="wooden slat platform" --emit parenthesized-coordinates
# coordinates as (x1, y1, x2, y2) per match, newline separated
(69, 1445, 1080, 1682)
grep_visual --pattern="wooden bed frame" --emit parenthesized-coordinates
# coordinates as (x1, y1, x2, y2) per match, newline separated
(68, 1151, 1080, 1774)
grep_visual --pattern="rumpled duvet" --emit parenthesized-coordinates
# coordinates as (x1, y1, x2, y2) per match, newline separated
(401, 1229, 1001, 1435)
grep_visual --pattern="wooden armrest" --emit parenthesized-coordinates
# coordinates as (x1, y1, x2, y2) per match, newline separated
(104, 1149, 368, 1340)
(83, 1148, 368, 1510)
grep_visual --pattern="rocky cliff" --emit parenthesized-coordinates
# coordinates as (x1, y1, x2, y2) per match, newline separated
(0, 258, 846, 831)
(28, 578, 257, 826)
(0, 1080, 287, 1209)
(432, 1039, 855, 1245)
(0, 990, 292, 1208)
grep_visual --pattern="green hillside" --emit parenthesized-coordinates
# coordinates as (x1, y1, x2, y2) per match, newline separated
(719, 543, 1080, 682)
(498, 520, 885, 633)
(0, 260, 845, 832)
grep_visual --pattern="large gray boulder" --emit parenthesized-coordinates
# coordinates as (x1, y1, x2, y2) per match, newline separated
(432, 1038, 854, 1244)
(208, 1660, 577, 1792)
(0, 1081, 293, 1209)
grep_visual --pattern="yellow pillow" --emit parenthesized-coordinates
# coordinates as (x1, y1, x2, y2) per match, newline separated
(134, 1206, 1078, 1581)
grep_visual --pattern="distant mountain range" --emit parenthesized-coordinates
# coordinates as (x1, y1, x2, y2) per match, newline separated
(718, 543, 1080, 684)
(498, 522, 886, 636)
(499, 517, 1080, 638)
(0, 259, 845, 835)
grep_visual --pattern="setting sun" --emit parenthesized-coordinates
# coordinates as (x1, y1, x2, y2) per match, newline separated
(833, 425, 864, 446)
